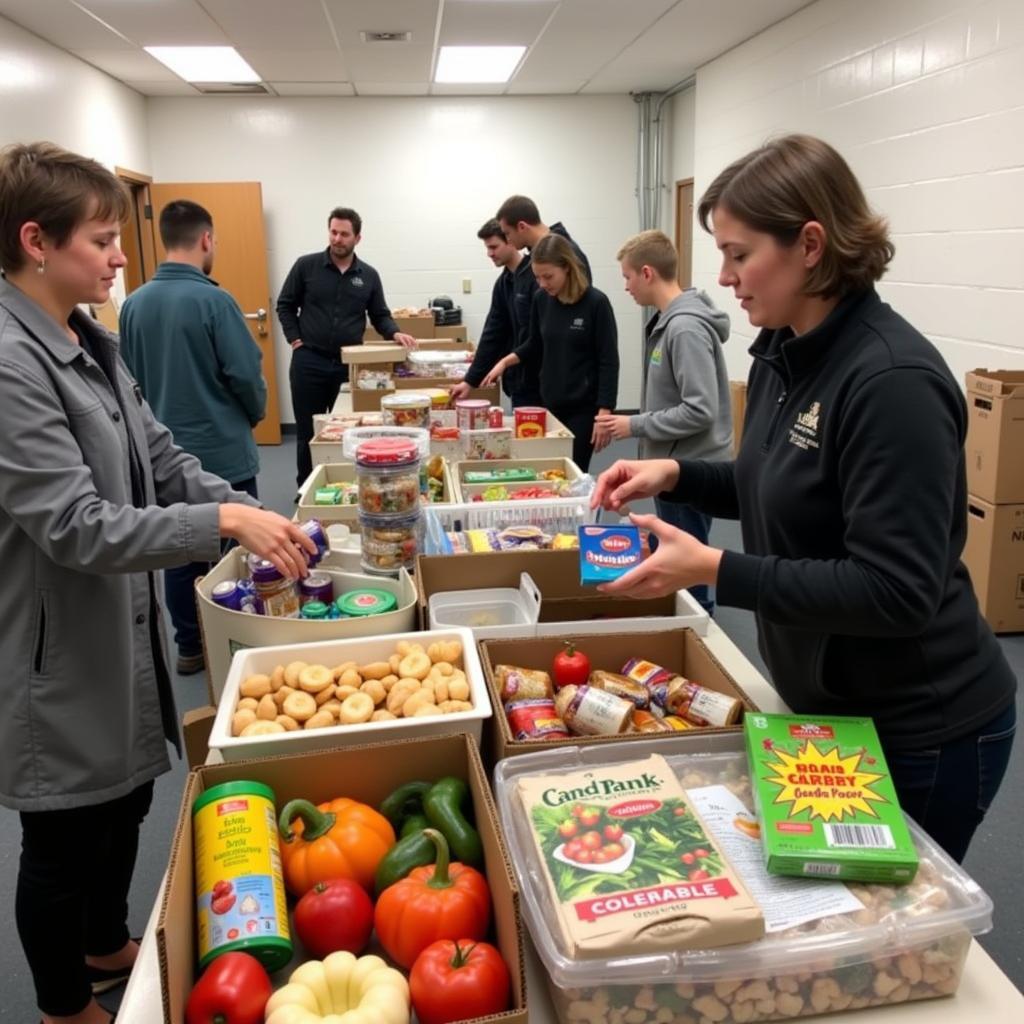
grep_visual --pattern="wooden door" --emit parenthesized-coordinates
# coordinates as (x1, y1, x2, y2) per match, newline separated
(148, 182, 281, 444)
(675, 178, 694, 289)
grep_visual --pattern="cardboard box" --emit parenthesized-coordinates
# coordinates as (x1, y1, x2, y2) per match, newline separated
(197, 549, 418, 701)
(729, 380, 747, 456)
(478, 628, 758, 763)
(343, 339, 475, 364)
(454, 457, 584, 503)
(364, 313, 437, 340)
(209, 627, 492, 760)
(963, 494, 1024, 633)
(156, 734, 528, 1024)
(351, 382, 498, 413)
(965, 369, 1024, 503)
(434, 324, 469, 340)
(416, 549, 710, 638)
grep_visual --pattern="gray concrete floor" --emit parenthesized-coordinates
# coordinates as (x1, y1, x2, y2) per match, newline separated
(1, 435, 1021, 1019)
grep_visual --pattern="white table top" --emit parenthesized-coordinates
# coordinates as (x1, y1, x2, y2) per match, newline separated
(119, 622, 1024, 1021)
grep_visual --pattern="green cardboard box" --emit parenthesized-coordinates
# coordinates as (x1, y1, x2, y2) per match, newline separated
(744, 713, 919, 884)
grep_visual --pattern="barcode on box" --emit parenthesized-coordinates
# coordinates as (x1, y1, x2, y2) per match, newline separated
(803, 861, 842, 876)
(823, 823, 895, 849)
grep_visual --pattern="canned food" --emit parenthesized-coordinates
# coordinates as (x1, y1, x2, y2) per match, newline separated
(298, 571, 334, 606)
(211, 580, 246, 611)
(514, 406, 547, 438)
(505, 698, 569, 741)
(488, 406, 504, 428)
(455, 398, 491, 431)
(192, 781, 292, 971)
(247, 557, 300, 618)
(299, 519, 329, 566)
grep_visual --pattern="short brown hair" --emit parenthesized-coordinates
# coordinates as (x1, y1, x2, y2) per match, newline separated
(532, 233, 588, 304)
(496, 195, 541, 227)
(477, 218, 506, 242)
(0, 141, 129, 272)
(617, 230, 677, 281)
(697, 134, 894, 298)
(328, 206, 361, 235)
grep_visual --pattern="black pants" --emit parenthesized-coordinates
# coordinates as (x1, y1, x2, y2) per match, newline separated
(17, 780, 155, 1015)
(290, 344, 348, 485)
(164, 476, 259, 657)
(552, 406, 597, 473)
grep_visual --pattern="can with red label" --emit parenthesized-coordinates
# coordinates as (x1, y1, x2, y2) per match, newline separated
(505, 698, 569, 741)
(513, 406, 547, 439)
(488, 406, 504, 428)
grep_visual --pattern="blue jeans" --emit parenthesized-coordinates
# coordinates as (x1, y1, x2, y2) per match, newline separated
(653, 497, 714, 615)
(883, 702, 1017, 863)
(164, 476, 258, 656)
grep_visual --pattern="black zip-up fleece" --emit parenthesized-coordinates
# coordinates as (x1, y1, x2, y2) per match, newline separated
(666, 289, 1016, 750)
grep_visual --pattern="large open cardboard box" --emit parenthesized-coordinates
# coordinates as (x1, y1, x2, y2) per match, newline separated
(417, 548, 709, 638)
(963, 494, 1024, 633)
(965, 369, 1024, 504)
(478, 628, 758, 763)
(364, 313, 437, 340)
(156, 733, 527, 1024)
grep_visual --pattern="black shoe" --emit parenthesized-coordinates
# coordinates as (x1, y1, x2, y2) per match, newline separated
(87, 937, 142, 994)
(176, 652, 205, 675)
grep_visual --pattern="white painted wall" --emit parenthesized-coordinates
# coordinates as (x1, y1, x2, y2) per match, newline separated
(680, 0, 1024, 386)
(146, 95, 645, 421)
(0, 14, 150, 300)
(665, 86, 696, 230)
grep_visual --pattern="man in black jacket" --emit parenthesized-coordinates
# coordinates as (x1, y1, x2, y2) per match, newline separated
(277, 207, 415, 485)
(452, 219, 542, 406)
(496, 194, 592, 282)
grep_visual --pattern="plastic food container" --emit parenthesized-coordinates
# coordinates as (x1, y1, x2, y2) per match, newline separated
(456, 398, 491, 431)
(342, 425, 430, 462)
(428, 579, 540, 635)
(336, 588, 398, 617)
(381, 391, 431, 429)
(494, 741, 993, 1024)
(246, 556, 300, 618)
(422, 387, 452, 410)
(359, 511, 422, 574)
(355, 438, 421, 517)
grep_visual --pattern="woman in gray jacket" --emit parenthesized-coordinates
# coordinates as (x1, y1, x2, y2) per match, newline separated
(0, 142, 315, 1024)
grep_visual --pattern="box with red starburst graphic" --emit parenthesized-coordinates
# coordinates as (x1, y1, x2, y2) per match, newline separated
(744, 713, 919, 884)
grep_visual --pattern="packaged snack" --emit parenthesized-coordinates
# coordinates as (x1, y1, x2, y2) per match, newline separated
(355, 438, 421, 516)
(494, 664, 554, 702)
(516, 754, 764, 958)
(514, 406, 547, 438)
(578, 524, 643, 584)
(462, 428, 512, 460)
(488, 406, 505, 428)
(588, 670, 650, 709)
(622, 656, 743, 726)
(463, 467, 537, 484)
(505, 699, 570, 741)
(745, 713, 919, 883)
(554, 684, 633, 736)
(355, 368, 393, 391)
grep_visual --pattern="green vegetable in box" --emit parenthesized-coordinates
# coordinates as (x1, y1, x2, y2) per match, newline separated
(744, 713, 919, 883)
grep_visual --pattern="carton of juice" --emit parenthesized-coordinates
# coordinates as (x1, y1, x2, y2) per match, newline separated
(744, 713, 919, 884)
(577, 524, 642, 584)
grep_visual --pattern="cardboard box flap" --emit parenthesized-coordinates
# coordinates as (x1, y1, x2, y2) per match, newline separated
(966, 369, 1024, 398)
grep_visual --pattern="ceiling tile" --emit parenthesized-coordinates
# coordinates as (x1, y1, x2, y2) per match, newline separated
(439, 0, 556, 46)
(239, 49, 348, 83)
(199, 0, 334, 48)
(341, 43, 433, 81)
(356, 81, 429, 95)
(76, 0, 228, 46)
(322, 0, 439, 47)
(0, 0, 135, 49)
(270, 81, 355, 96)
(121, 78, 202, 96)
(73, 48, 182, 80)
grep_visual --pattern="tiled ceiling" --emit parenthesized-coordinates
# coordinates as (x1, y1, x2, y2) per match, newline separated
(0, 0, 813, 97)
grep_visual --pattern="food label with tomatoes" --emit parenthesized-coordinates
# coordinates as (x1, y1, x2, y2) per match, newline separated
(516, 754, 764, 958)
(192, 782, 291, 970)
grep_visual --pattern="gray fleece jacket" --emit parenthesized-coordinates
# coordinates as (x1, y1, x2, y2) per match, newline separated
(630, 289, 733, 461)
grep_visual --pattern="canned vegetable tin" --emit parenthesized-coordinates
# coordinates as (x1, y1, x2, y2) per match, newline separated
(192, 781, 292, 971)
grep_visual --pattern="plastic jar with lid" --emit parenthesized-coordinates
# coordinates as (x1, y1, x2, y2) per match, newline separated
(247, 555, 300, 618)
(356, 437, 421, 516)
(455, 398, 491, 431)
(380, 391, 431, 429)
(358, 511, 421, 575)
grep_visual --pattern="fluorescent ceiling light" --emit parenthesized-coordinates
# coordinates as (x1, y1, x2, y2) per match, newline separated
(434, 46, 525, 84)
(144, 46, 259, 83)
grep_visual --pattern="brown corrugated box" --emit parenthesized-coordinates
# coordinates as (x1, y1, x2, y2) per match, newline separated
(477, 628, 758, 763)
(729, 380, 746, 456)
(963, 494, 1024, 633)
(364, 313, 437, 340)
(965, 370, 1024, 503)
(156, 733, 527, 1024)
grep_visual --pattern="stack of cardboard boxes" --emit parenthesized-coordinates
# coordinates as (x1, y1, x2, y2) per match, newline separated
(962, 369, 1024, 633)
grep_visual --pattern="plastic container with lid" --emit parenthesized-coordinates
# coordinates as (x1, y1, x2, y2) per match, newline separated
(336, 588, 399, 617)
(342, 425, 430, 462)
(381, 391, 431, 429)
(356, 437, 421, 517)
(422, 387, 452, 411)
(358, 511, 421, 575)
(455, 398, 491, 431)
(494, 740, 993, 1024)
(247, 555, 300, 618)
(299, 600, 330, 620)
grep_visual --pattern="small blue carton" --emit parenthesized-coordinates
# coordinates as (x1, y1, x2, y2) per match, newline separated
(578, 523, 643, 584)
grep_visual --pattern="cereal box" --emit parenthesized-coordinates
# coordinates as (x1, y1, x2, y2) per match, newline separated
(517, 754, 764, 958)
(578, 524, 642, 584)
(744, 713, 919, 883)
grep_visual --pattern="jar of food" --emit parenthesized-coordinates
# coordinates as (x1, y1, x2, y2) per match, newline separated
(247, 556, 300, 618)
(355, 438, 421, 516)
(336, 588, 398, 617)
(381, 391, 431, 429)
(455, 398, 491, 431)
(192, 780, 292, 971)
(298, 519, 329, 566)
(298, 571, 334, 606)
(299, 600, 330, 620)
(422, 388, 452, 411)
(358, 512, 421, 575)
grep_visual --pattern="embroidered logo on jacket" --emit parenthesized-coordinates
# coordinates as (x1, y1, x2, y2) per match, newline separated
(350, 276, 364, 287)
(571, 317, 585, 330)
(651, 346, 663, 367)
(789, 401, 822, 451)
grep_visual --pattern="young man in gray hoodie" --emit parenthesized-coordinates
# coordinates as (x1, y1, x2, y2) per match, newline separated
(597, 230, 731, 612)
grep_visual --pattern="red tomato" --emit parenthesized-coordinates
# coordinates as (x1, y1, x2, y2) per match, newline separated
(558, 819, 578, 839)
(552, 642, 591, 688)
(573, 849, 593, 863)
(571, 803, 586, 818)
(564, 838, 582, 856)
(293, 878, 374, 958)
(695, 848, 710, 859)
(689, 868, 711, 882)
(185, 952, 271, 1024)
(581, 830, 602, 850)
(603, 824, 624, 842)
(590, 849, 610, 864)
(603, 842, 624, 859)
(578, 807, 602, 828)
(680, 852, 696, 865)
(410, 939, 511, 1024)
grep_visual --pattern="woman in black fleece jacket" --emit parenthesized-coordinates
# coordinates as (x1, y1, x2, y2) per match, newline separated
(483, 233, 619, 471)
(592, 135, 1016, 863)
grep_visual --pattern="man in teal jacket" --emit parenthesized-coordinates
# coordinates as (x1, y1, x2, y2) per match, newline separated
(120, 200, 266, 674)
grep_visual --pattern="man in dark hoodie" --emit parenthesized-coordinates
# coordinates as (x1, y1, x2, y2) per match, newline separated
(496, 194, 592, 282)
(598, 230, 731, 612)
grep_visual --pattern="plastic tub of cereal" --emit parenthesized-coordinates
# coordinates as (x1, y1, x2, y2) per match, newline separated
(381, 391, 431, 429)
(355, 438, 421, 517)
(494, 740, 994, 1024)
(359, 511, 422, 575)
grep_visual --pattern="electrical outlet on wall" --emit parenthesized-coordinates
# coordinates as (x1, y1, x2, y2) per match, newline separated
(462, 278, 472, 294)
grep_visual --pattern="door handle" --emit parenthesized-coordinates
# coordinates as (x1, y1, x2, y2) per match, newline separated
(244, 307, 268, 336)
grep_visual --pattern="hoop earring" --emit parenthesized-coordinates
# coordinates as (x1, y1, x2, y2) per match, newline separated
(36, 258, 45, 275)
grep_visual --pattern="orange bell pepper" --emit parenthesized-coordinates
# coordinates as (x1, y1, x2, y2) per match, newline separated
(374, 828, 491, 968)
(278, 797, 395, 896)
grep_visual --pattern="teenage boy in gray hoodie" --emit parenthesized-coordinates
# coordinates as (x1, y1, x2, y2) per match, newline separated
(597, 230, 731, 612)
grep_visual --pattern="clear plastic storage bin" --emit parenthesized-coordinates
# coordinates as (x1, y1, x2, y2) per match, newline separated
(494, 740, 993, 1024)
(428, 573, 541, 639)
